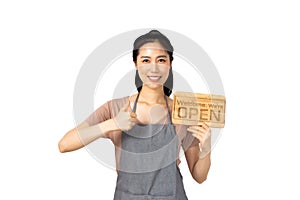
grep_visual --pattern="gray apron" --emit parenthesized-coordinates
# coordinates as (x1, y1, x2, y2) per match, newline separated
(113, 94, 188, 200)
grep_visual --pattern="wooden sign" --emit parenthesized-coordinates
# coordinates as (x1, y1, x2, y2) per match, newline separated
(172, 91, 226, 128)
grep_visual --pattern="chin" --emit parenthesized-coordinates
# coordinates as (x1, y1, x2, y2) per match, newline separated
(144, 83, 164, 90)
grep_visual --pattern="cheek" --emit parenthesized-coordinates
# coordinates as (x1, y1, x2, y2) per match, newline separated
(137, 65, 170, 81)
(137, 66, 149, 78)
(160, 66, 170, 78)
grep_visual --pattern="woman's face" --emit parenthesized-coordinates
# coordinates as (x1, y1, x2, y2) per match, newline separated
(135, 42, 171, 89)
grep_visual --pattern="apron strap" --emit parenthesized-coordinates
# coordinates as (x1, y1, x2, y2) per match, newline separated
(132, 93, 172, 125)
(164, 95, 172, 125)
(132, 93, 140, 113)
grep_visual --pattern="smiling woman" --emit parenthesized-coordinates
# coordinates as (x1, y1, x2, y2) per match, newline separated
(133, 30, 174, 97)
(58, 30, 212, 200)
(136, 42, 170, 88)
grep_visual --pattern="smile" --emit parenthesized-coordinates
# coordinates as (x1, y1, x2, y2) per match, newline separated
(147, 76, 161, 82)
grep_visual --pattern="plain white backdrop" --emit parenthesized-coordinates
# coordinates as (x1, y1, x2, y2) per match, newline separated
(1, 0, 299, 199)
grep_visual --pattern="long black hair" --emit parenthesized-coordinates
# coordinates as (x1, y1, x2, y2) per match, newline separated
(133, 30, 174, 97)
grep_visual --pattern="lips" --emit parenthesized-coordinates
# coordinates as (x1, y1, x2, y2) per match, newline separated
(147, 76, 161, 82)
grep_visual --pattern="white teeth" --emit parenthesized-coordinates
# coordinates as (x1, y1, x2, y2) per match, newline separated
(148, 76, 160, 81)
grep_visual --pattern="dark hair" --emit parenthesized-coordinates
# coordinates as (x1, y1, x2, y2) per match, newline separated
(133, 30, 174, 96)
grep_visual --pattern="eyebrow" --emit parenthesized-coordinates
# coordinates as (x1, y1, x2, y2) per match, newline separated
(157, 55, 167, 58)
(140, 55, 168, 58)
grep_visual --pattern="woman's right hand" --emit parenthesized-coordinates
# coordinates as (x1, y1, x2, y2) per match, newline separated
(59, 100, 138, 153)
(113, 101, 138, 131)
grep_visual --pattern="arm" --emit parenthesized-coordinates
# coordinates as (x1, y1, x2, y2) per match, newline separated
(58, 100, 138, 153)
(185, 123, 211, 184)
(58, 119, 118, 153)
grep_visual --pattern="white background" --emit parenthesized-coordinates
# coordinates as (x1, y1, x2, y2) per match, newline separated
(1, 0, 299, 199)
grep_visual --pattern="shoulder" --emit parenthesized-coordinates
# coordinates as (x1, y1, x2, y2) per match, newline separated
(165, 96, 173, 113)
(108, 96, 130, 107)
(85, 96, 129, 125)
(105, 96, 130, 114)
(166, 96, 173, 104)
(106, 94, 141, 114)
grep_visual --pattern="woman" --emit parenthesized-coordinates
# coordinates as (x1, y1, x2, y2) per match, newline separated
(59, 30, 211, 199)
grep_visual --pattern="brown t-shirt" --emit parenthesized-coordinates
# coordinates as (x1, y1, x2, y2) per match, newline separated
(85, 96, 199, 168)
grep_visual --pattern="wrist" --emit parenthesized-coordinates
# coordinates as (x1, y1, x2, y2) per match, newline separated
(97, 119, 120, 138)
(199, 149, 211, 159)
(199, 139, 211, 159)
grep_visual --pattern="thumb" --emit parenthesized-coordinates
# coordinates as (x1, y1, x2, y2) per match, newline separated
(120, 100, 130, 112)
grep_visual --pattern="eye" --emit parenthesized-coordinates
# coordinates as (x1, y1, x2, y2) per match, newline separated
(142, 59, 150, 63)
(158, 58, 166, 63)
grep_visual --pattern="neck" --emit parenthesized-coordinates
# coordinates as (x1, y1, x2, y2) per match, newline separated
(139, 85, 166, 104)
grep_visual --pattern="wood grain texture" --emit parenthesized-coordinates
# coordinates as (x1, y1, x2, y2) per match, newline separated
(172, 91, 226, 128)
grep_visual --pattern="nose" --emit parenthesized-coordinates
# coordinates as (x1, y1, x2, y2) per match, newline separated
(150, 63, 159, 72)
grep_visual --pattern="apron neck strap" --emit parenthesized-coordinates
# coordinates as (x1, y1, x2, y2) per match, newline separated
(132, 92, 140, 113)
(132, 93, 172, 124)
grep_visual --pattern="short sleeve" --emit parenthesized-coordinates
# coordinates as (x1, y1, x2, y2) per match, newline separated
(84, 97, 129, 144)
(176, 124, 200, 152)
(85, 101, 112, 126)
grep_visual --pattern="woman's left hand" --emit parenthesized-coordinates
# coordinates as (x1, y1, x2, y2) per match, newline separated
(187, 123, 211, 152)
